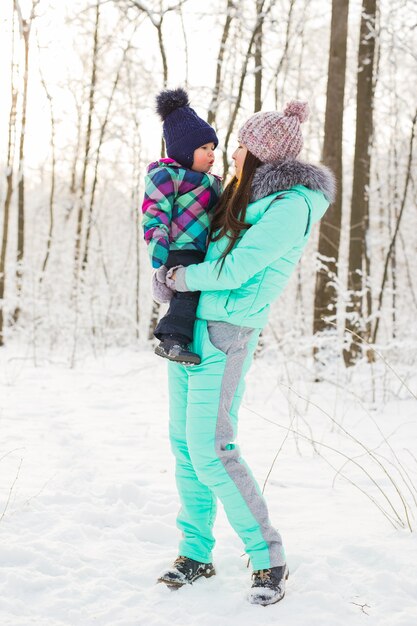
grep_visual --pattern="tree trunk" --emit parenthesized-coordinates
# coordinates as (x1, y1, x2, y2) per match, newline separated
(38, 63, 56, 282)
(69, 92, 83, 198)
(74, 0, 100, 279)
(313, 0, 349, 360)
(254, 0, 264, 112)
(207, 0, 234, 126)
(272, 0, 296, 109)
(222, 0, 268, 178)
(13, 1, 32, 323)
(344, 0, 377, 367)
(371, 110, 417, 345)
(0, 10, 18, 345)
(82, 41, 132, 272)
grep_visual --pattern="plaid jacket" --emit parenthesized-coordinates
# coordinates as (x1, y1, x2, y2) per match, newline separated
(141, 158, 222, 268)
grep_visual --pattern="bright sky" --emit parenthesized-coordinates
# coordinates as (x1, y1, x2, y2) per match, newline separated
(0, 0, 230, 176)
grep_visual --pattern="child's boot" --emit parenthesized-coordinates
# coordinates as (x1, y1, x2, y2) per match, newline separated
(157, 555, 215, 587)
(155, 337, 201, 365)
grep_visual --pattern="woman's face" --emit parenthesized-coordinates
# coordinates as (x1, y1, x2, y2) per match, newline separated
(232, 144, 248, 179)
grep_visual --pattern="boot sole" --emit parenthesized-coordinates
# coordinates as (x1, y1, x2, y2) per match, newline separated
(157, 567, 216, 588)
(154, 345, 201, 366)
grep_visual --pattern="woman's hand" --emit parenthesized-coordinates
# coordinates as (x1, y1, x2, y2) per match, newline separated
(166, 265, 186, 290)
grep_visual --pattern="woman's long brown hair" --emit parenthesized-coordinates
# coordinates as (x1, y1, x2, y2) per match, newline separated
(210, 150, 262, 273)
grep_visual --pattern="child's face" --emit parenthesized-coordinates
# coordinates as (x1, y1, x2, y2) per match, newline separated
(192, 143, 216, 173)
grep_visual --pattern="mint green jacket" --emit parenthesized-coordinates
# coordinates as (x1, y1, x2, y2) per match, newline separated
(181, 184, 330, 329)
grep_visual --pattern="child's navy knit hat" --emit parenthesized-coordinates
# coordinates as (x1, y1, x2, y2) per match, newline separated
(156, 88, 218, 169)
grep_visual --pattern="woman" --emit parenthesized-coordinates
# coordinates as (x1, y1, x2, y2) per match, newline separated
(157, 100, 335, 606)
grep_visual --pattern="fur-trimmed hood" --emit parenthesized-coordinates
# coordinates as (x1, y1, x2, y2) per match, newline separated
(250, 159, 336, 204)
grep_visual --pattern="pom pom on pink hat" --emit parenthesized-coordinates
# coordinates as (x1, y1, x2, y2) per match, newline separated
(238, 100, 310, 163)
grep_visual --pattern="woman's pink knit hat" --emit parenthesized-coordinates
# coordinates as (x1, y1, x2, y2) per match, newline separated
(238, 100, 310, 163)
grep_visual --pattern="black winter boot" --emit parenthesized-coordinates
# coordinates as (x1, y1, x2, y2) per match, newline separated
(154, 338, 201, 365)
(157, 556, 216, 588)
(247, 564, 289, 606)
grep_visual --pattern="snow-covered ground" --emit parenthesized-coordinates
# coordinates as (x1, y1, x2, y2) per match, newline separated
(1, 346, 417, 626)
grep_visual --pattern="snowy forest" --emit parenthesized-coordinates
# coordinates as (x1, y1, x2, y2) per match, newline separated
(1, 0, 415, 366)
(1, 1, 417, 625)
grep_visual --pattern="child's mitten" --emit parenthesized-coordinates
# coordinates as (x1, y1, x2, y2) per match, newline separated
(151, 265, 174, 304)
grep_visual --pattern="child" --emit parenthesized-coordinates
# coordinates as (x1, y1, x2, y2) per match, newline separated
(142, 88, 222, 365)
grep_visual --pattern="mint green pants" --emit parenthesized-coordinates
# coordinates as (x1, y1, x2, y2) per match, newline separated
(168, 319, 285, 570)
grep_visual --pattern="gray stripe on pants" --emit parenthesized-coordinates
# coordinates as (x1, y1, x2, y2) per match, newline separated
(207, 321, 285, 567)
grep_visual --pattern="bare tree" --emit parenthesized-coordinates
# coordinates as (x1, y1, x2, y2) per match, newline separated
(344, 0, 378, 367)
(73, 0, 100, 279)
(69, 86, 84, 198)
(125, 0, 191, 163)
(37, 43, 56, 282)
(271, 0, 296, 109)
(126, 1, 189, 85)
(0, 6, 18, 345)
(372, 110, 417, 345)
(81, 37, 136, 271)
(12, 0, 40, 322)
(254, 0, 264, 112)
(207, 0, 235, 126)
(221, 0, 271, 178)
(125, 0, 184, 339)
(126, 56, 144, 339)
(313, 0, 349, 359)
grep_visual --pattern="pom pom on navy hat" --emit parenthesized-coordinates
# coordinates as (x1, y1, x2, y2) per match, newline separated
(156, 88, 190, 121)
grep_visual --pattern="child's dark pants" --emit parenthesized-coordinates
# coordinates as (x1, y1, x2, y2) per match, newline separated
(154, 249, 205, 344)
